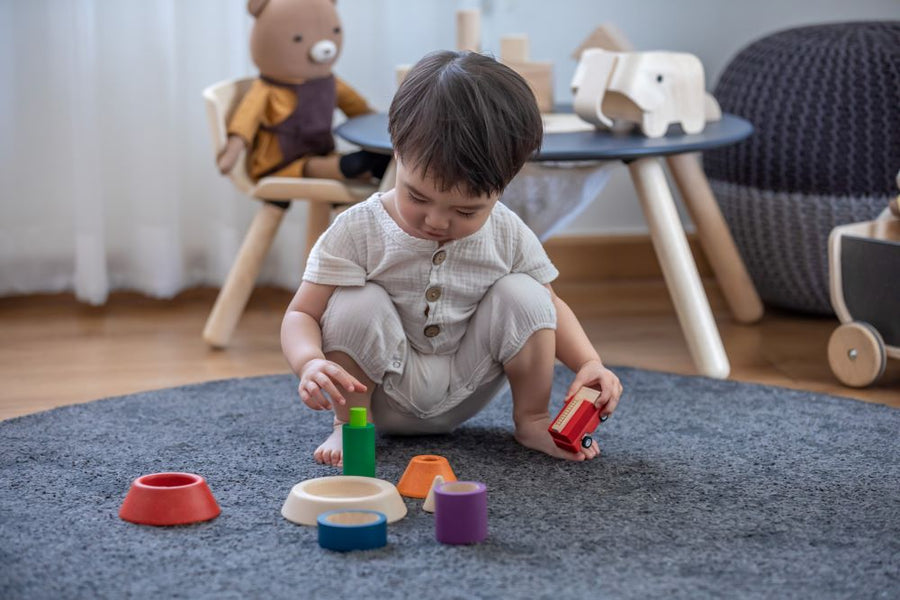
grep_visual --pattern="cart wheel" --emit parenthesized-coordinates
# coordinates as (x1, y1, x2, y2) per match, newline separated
(827, 322, 886, 388)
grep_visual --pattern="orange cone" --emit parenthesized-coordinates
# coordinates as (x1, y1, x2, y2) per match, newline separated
(397, 455, 457, 498)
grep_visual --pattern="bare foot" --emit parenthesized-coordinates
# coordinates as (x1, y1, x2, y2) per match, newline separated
(514, 415, 600, 461)
(314, 422, 344, 467)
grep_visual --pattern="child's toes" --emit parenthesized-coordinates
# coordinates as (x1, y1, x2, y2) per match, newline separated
(330, 450, 343, 467)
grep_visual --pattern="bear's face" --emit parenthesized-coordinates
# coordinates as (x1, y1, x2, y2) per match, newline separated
(249, 0, 343, 83)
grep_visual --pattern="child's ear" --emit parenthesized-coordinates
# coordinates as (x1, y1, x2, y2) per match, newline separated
(247, 0, 270, 17)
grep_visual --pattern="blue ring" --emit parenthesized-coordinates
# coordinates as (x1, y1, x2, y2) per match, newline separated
(317, 510, 387, 552)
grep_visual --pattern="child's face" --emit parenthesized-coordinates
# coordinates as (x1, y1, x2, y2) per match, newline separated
(391, 157, 498, 244)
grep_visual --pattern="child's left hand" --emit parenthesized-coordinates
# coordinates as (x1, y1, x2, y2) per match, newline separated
(567, 360, 623, 419)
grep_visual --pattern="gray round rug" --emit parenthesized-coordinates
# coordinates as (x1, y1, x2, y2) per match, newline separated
(1, 366, 898, 599)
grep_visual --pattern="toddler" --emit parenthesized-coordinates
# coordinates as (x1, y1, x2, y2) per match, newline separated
(281, 50, 622, 465)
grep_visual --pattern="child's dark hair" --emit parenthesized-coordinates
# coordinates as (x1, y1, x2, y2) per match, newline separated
(388, 50, 543, 198)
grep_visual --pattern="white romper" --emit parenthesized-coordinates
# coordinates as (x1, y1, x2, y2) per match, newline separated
(303, 193, 559, 433)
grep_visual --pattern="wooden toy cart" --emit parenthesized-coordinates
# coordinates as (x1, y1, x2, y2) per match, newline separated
(827, 208, 900, 387)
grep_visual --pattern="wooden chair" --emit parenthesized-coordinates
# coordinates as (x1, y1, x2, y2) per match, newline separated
(201, 77, 377, 348)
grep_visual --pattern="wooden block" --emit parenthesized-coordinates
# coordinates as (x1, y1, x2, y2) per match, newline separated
(456, 9, 481, 52)
(500, 34, 530, 63)
(506, 60, 554, 113)
(571, 23, 635, 59)
(395, 64, 411, 89)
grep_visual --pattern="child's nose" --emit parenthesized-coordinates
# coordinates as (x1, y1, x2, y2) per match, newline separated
(425, 212, 449, 230)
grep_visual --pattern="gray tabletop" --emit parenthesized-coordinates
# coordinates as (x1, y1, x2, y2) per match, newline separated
(335, 113, 753, 162)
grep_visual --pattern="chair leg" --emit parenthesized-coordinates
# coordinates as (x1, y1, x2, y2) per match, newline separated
(305, 202, 332, 260)
(666, 152, 764, 324)
(627, 157, 730, 379)
(378, 159, 397, 193)
(203, 201, 287, 348)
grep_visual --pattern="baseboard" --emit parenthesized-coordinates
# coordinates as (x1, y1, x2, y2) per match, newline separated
(544, 234, 712, 283)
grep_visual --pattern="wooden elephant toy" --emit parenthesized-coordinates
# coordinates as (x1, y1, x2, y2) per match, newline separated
(571, 48, 721, 137)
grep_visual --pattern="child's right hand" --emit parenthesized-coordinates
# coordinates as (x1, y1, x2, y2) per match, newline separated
(298, 358, 367, 410)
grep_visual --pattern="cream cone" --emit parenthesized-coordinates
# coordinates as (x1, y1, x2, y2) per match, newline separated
(422, 475, 444, 513)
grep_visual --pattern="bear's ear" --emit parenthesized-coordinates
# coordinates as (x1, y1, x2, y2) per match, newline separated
(247, 0, 270, 17)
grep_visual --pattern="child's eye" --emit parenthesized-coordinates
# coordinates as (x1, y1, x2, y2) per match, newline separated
(457, 211, 476, 218)
(409, 195, 426, 204)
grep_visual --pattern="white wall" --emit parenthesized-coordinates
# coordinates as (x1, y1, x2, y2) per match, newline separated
(334, 0, 900, 235)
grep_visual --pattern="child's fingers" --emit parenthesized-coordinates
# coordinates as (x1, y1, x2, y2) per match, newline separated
(347, 377, 367, 393)
(298, 382, 314, 407)
(592, 385, 612, 411)
(326, 364, 367, 393)
(580, 440, 600, 459)
(600, 392, 621, 417)
(309, 386, 331, 410)
(301, 396, 321, 411)
(302, 380, 331, 410)
(300, 387, 325, 411)
(314, 373, 346, 406)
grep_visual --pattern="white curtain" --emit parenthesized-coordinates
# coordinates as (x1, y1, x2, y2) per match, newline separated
(0, 0, 456, 304)
(0, 0, 607, 305)
(0, 0, 260, 303)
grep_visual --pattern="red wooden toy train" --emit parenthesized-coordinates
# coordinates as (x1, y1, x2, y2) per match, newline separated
(548, 387, 602, 453)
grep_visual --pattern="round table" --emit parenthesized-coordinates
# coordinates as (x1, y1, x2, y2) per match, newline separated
(336, 114, 759, 379)
(337, 112, 753, 161)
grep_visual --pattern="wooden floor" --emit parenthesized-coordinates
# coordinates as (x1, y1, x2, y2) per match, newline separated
(1, 282, 897, 421)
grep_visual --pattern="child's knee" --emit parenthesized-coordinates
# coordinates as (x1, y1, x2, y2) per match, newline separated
(488, 274, 556, 323)
(320, 283, 404, 381)
(483, 274, 557, 362)
(322, 283, 393, 330)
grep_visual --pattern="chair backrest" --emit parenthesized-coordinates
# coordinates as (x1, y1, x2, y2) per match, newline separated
(202, 77, 257, 195)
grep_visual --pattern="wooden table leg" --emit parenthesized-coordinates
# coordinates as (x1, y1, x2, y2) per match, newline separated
(628, 157, 731, 379)
(203, 201, 287, 349)
(305, 202, 332, 259)
(667, 152, 763, 324)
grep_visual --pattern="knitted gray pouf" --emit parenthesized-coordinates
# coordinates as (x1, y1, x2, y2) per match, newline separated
(703, 21, 900, 314)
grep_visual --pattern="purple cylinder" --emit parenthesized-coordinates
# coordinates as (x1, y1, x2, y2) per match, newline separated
(434, 481, 488, 545)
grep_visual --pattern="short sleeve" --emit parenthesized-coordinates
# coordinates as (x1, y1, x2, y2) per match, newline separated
(302, 211, 367, 286)
(511, 217, 559, 284)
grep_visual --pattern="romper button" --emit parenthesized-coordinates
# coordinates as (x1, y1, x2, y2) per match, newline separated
(393, 361, 401, 369)
(432, 250, 447, 265)
(424, 325, 441, 338)
(425, 286, 442, 302)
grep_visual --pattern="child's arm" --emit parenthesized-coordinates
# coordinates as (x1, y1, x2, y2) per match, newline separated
(546, 283, 623, 418)
(281, 281, 367, 410)
(218, 79, 269, 174)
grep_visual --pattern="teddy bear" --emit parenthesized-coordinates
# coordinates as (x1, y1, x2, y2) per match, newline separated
(216, 0, 389, 182)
